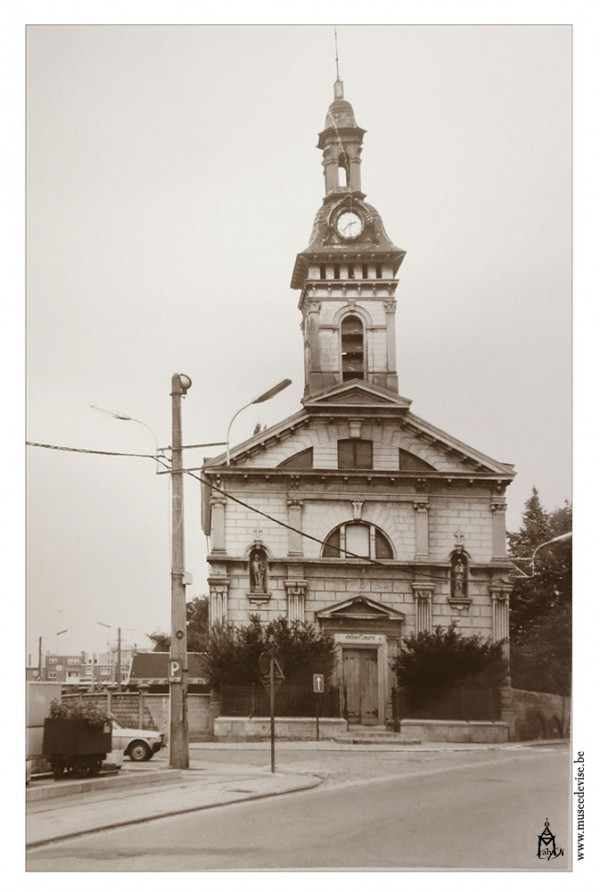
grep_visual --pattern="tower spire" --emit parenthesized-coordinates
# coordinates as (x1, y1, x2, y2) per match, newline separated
(334, 26, 343, 99)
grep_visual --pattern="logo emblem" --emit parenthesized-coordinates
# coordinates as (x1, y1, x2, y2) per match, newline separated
(537, 818, 564, 861)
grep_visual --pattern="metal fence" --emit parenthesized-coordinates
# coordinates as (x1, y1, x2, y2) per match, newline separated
(393, 687, 501, 722)
(220, 683, 342, 718)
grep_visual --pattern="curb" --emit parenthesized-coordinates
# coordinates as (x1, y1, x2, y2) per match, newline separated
(27, 768, 181, 802)
(26, 773, 322, 849)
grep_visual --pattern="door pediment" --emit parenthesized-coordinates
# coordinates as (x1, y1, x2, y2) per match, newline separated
(316, 595, 404, 622)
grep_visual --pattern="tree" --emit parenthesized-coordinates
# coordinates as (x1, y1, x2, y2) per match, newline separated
(204, 615, 336, 690)
(508, 488, 572, 694)
(392, 624, 508, 696)
(185, 597, 209, 652)
(145, 596, 209, 653)
(146, 632, 170, 653)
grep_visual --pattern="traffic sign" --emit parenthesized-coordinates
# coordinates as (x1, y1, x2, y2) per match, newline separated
(313, 673, 325, 693)
(258, 647, 284, 677)
(260, 656, 285, 694)
(168, 660, 182, 683)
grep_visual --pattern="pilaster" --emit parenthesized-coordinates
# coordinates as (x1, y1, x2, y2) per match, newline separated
(412, 583, 435, 634)
(210, 489, 227, 554)
(208, 577, 230, 626)
(287, 499, 304, 556)
(491, 497, 508, 559)
(490, 584, 512, 657)
(384, 299, 397, 375)
(285, 579, 308, 623)
(413, 500, 430, 560)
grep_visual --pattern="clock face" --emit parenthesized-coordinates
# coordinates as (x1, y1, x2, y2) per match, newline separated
(336, 211, 363, 239)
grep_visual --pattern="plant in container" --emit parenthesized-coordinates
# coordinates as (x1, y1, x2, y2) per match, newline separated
(42, 699, 113, 779)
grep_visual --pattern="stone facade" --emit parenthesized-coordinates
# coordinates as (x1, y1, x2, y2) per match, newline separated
(201, 78, 515, 728)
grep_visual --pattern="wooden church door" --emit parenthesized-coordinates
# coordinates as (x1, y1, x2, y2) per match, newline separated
(343, 648, 379, 724)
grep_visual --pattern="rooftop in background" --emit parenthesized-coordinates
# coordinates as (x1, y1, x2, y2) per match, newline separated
(127, 652, 208, 686)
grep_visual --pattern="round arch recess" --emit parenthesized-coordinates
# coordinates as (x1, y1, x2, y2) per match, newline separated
(322, 520, 394, 560)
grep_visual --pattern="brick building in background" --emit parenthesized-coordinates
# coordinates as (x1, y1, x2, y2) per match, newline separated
(201, 78, 515, 727)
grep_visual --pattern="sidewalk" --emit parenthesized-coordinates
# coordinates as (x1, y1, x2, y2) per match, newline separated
(26, 738, 567, 849)
(26, 758, 322, 849)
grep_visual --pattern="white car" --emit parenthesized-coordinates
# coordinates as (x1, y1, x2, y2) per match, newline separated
(111, 720, 165, 762)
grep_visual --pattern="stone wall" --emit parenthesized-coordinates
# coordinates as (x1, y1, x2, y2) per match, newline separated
(61, 692, 212, 741)
(511, 688, 570, 741)
(400, 719, 509, 743)
(214, 716, 347, 741)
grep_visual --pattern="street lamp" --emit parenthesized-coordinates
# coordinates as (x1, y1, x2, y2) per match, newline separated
(91, 405, 164, 473)
(170, 373, 192, 769)
(56, 628, 68, 655)
(226, 378, 292, 465)
(97, 621, 122, 690)
(531, 532, 572, 576)
(511, 531, 572, 578)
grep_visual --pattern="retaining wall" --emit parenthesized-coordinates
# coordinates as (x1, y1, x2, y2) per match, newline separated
(214, 716, 347, 741)
(511, 688, 570, 741)
(400, 719, 509, 743)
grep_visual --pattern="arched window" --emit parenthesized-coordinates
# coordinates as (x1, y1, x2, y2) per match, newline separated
(338, 152, 349, 188)
(341, 314, 365, 381)
(322, 522, 394, 560)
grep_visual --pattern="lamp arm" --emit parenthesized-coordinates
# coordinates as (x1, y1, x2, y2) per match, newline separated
(225, 401, 254, 466)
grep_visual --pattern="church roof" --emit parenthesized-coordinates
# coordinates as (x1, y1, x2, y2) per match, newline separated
(203, 379, 515, 479)
(320, 98, 363, 136)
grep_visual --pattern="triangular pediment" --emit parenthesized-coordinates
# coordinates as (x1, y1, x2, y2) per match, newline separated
(304, 380, 412, 411)
(316, 595, 404, 622)
(202, 392, 515, 479)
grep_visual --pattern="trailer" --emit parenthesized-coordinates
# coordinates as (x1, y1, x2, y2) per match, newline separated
(42, 717, 112, 779)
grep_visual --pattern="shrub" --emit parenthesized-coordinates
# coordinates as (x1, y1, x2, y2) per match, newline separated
(49, 698, 112, 727)
(392, 624, 508, 694)
(205, 615, 336, 689)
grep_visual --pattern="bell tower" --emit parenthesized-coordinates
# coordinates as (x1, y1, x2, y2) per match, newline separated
(291, 79, 406, 398)
(319, 77, 366, 199)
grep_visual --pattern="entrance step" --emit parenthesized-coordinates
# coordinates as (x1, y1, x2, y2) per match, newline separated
(334, 725, 421, 746)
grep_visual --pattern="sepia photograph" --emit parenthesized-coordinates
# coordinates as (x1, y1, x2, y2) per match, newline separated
(19, 13, 581, 878)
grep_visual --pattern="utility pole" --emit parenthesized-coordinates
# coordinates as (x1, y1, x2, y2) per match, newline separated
(38, 637, 43, 681)
(116, 626, 122, 691)
(170, 372, 191, 769)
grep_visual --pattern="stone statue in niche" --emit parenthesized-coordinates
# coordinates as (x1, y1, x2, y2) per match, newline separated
(250, 546, 268, 593)
(451, 551, 468, 598)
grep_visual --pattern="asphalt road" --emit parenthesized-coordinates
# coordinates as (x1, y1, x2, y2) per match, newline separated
(27, 745, 570, 871)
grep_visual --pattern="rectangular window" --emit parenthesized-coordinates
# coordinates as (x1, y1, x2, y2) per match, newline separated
(338, 439, 373, 469)
(345, 523, 370, 557)
(48, 672, 57, 679)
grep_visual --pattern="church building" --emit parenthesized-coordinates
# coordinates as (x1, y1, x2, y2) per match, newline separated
(201, 78, 515, 727)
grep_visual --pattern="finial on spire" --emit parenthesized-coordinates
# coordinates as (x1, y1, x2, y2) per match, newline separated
(333, 26, 344, 99)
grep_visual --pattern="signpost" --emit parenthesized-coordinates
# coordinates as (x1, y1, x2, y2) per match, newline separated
(313, 673, 325, 741)
(259, 645, 285, 773)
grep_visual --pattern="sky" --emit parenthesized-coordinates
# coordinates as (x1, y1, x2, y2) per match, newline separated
(23, 22, 574, 661)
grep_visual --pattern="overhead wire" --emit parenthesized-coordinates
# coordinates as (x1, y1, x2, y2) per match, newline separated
(26, 439, 502, 584)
